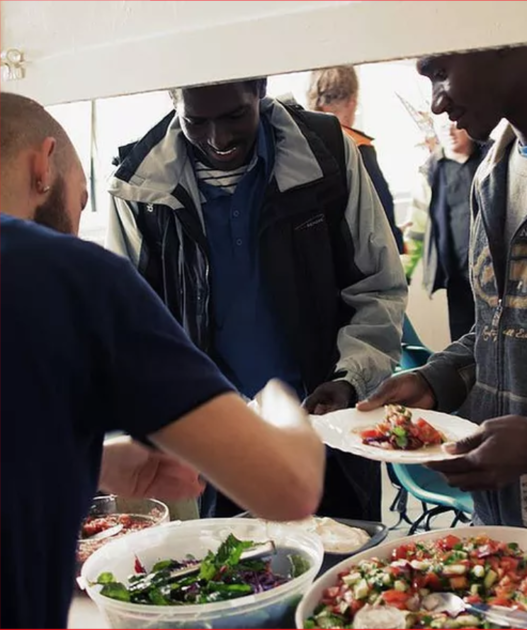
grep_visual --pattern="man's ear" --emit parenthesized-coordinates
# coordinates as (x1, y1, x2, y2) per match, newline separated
(32, 137, 56, 194)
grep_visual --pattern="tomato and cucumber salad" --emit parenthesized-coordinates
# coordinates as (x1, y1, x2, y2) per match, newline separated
(360, 404, 446, 451)
(306, 535, 527, 629)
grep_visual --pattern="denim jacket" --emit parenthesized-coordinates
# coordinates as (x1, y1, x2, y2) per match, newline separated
(420, 126, 527, 526)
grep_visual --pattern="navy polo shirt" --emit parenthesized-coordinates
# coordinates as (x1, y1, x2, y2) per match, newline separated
(1, 215, 233, 629)
(197, 121, 304, 399)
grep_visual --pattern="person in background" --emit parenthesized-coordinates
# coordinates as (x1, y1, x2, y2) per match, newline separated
(0, 92, 325, 629)
(106, 78, 407, 521)
(307, 65, 404, 253)
(402, 116, 490, 340)
(358, 45, 527, 528)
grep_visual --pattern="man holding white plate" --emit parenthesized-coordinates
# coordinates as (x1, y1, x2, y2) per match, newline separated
(359, 45, 527, 528)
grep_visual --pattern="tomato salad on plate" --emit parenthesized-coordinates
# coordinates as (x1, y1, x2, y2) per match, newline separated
(306, 534, 527, 629)
(360, 405, 446, 451)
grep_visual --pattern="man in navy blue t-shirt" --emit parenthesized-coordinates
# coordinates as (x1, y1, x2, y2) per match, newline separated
(0, 93, 325, 629)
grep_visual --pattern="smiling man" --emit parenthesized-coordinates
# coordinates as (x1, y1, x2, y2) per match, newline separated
(106, 78, 407, 520)
(358, 45, 527, 527)
(1, 92, 329, 629)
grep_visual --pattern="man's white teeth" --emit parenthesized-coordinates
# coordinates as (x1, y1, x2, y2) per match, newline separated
(212, 147, 237, 156)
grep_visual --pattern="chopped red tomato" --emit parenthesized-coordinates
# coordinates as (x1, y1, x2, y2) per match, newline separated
(423, 572, 443, 590)
(392, 543, 416, 561)
(382, 590, 410, 609)
(350, 600, 364, 615)
(415, 417, 445, 445)
(438, 535, 461, 551)
(360, 428, 383, 440)
(450, 576, 469, 590)
(500, 556, 520, 573)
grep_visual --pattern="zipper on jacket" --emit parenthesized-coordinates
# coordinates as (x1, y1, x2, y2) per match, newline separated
(493, 218, 527, 416)
(492, 299, 503, 328)
(172, 209, 212, 352)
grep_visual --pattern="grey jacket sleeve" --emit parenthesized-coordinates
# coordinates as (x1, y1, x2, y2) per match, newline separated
(105, 194, 144, 269)
(418, 330, 476, 413)
(334, 135, 408, 399)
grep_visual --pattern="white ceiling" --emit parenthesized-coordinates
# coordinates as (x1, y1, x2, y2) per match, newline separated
(2, 1, 526, 105)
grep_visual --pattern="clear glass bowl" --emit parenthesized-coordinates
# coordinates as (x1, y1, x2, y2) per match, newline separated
(76, 495, 169, 574)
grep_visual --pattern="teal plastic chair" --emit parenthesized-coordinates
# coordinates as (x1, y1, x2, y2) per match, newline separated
(387, 316, 474, 533)
(397, 315, 433, 371)
(390, 463, 474, 534)
(387, 315, 433, 525)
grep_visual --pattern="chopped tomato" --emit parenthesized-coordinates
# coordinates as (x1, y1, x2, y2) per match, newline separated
(495, 586, 515, 600)
(415, 418, 444, 444)
(360, 428, 383, 440)
(382, 590, 410, 609)
(118, 514, 134, 527)
(438, 535, 461, 551)
(392, 544, 416, 561)
(450, 576, 468, 590)
(350, 600, 364, 615)
(325, 586, 340, 599)
(500, 557, 520, 573)
(488, 556, 501, 572)
(478, 541, 500, 557)
(423, 572, 443, 590)
(498, 574, 519, 589)
(412, 574, 426, 590)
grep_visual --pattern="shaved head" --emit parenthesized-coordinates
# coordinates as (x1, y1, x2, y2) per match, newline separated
(0, 92, 87, 234)
(1, 92, 74, 168)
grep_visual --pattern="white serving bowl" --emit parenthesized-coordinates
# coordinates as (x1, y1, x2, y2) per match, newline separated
(296, 526, 527, 628)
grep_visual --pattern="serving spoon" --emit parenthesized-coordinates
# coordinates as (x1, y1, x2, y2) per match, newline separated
(84, 523, 124, 542)
(423, 592, 527, 628)
(162, 540, 277, 580)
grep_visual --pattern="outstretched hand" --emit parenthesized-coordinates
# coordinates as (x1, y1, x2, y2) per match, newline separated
(428, 415, 527, 491)
(303, 381, 357, 415)
(357, 371, 436, 411)
(99, 436, 205, 501)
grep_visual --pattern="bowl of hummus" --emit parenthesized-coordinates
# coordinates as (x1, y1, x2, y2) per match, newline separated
(237, 513, 388, 574)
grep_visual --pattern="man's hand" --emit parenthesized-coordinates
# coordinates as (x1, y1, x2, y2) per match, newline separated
(356, 372, 436, 411)
(99, 436, 205, 501)
(304, 381, 357, 415)
(428, 415, 527, 491)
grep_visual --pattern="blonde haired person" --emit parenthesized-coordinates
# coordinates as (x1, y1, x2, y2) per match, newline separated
(307, 65, 403, 253)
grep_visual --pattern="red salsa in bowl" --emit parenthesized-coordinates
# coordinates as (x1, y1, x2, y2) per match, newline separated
(76, 496, 169, 572)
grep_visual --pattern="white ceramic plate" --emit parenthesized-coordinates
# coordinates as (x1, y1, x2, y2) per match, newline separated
(309, 407, 479, 463)
(295, 526, 527, 629)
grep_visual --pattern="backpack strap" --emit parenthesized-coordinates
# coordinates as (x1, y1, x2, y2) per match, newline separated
(278, 101, 348, 193)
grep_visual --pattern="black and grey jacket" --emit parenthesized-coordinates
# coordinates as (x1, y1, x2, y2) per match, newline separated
(106, 97, 407, 398)
(420, 126, 527, 527)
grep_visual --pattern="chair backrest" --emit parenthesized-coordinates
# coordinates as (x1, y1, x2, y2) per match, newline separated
(399, 315, 432, 371)
(402, 315, 424, 347)
(390, 463, 474, 513)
